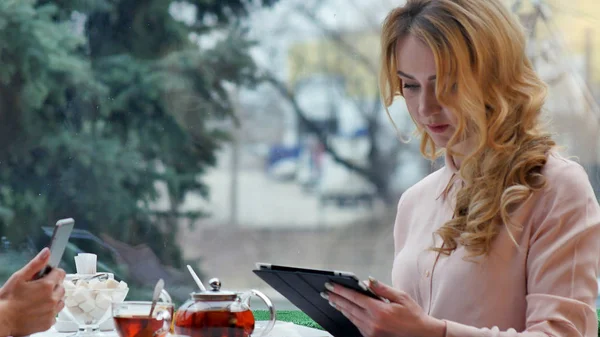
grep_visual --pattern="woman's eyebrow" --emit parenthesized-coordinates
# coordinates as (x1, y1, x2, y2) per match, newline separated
(397, 70, 436, 80)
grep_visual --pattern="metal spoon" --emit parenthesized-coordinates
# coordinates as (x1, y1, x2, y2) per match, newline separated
(186, 265, 207, 291)
(71, 273, 110, 284)
(148, 278, 164, 319)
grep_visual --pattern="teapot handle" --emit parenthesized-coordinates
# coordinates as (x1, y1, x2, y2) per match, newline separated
(250, 289, 276, 337)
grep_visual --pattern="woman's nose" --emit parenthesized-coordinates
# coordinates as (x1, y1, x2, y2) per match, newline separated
(418, 90, 441, 117)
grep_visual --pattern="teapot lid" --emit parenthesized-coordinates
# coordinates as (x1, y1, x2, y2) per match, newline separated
(192, 278, 237, 301)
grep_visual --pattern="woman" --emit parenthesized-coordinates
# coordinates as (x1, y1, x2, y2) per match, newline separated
(323, 0, 600, 336)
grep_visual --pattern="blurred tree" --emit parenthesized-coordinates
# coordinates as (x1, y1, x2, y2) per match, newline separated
(0, 0, 275, 267)
(252, 1, 428, 203)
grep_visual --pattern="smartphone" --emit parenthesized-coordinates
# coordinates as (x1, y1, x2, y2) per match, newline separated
(34, 218, 75, 280)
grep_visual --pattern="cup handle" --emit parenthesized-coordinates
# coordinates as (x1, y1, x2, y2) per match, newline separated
(154, 308, 172, 337)
(250, 289, 276, 337)
(159, 289, 173, 304)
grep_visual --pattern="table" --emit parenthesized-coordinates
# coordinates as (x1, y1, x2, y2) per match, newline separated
(31, 321, 332, 337)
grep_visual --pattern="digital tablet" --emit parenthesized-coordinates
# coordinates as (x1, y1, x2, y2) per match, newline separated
(253, 263, 384, 337)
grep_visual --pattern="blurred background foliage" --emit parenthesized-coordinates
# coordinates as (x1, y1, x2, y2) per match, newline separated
(0, 0, 276, 296)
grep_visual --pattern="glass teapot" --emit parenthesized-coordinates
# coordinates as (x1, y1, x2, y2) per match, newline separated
(173, 278, 276, 337)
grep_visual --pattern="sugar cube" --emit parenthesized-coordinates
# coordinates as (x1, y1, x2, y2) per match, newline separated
(71, 288, 90, 304)
(88, 279, 100, 289)
(76, 280, 89, 288)
(111, 290, 127, 302)
(90, 307, 107, 320)
(65, 296, 79, 307)
(94, 281, 107, 290)
(95, 293, 111, 309)
(63, 280, 76, 290)
(79, 300, 95, 313)
(68, 305, 84, 316)
(105, 279, 119, 289)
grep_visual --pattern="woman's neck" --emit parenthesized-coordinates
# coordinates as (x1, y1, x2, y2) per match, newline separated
(452, 156, 462, 170)
(448, 136, 477, 170)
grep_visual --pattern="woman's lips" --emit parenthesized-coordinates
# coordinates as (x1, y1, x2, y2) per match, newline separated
(427, 124, 449, 133)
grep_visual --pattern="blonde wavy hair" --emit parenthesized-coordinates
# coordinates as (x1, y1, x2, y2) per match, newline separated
(380, 0, 556, 259)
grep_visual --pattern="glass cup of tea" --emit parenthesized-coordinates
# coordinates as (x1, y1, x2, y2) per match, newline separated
(112, 301, 175, 337)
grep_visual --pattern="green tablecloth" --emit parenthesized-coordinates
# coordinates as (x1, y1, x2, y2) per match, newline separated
(255, 310, 600, 335)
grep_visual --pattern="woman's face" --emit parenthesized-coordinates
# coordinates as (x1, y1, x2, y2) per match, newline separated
(395, 35, 457, 149)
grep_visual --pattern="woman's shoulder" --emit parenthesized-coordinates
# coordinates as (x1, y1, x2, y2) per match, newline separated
(541, 151, 595, 194)
(526, 151, 600, 250)
(398, 164, 450, 205)
(530, 151, 599, 225)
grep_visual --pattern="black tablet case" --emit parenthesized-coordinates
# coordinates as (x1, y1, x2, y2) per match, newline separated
(253, 267, 372, 337)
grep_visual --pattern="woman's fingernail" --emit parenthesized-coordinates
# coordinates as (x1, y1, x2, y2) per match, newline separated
(329, 301, 337, 309)
(320, 292, 329, 300)
(324, 282, 334, 292)
(368, 276, 378, 287)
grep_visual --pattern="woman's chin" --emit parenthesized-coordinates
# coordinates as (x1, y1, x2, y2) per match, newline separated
(429, 136, 450, 149)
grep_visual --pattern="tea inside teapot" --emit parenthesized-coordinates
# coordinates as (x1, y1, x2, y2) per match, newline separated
(174, 308, 254, 337)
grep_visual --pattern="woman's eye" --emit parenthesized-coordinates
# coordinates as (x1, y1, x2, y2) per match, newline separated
(402, 84, 419, 91)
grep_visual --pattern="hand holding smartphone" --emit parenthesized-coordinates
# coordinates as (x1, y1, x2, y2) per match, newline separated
(33, 218, 75, 280)
(0, 220, 73, 335)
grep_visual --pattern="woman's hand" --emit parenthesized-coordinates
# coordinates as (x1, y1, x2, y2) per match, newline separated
(324, 277, 446, 337)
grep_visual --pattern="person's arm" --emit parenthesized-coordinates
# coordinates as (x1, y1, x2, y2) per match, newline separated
(393, 191, 409, 257)
(443, 163, 600, 337)
(0, 248, 66, 337)
(0, 300, 13, 337)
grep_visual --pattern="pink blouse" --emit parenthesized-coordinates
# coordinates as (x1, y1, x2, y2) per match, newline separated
(391, 152, 600, 336)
